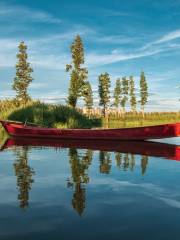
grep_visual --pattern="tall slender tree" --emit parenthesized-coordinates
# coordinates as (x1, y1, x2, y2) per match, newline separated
(98, 72, 111, 117)
(66, 35, 88, 108)
(113, 78, 122, 108)
(83, 81, 93, 111)
(140, 71, 148, 116)
(12, 41, 33, 106)
(129, 76, 136, 112)
(120, 77, 129, 113)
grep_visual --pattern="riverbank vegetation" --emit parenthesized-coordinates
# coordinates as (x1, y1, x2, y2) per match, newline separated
(0, 99, 179, 130)
(0, 100, 101, 128)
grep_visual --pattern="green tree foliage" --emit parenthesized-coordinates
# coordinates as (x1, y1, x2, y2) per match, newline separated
(12, 41, 33, 106)
(120, 77, 129, 113)
(98, 72, 111, 116)
(140, 71, 148, 115)
(83, 81, 93, 110)
(66, 35, 88, 108)
(129, 76, 136, 112)
(113, 78, 122, 108)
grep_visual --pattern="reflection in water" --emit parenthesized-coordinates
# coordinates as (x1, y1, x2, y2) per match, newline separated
(67, 149, 148, 215)
(99, 151, 111, 174)
(0, 136, 180, 239)
(115, 152, 122, 168)
(2, 141, 149, 212)
(115, 152, 148, 174)
(129, 154, 135, 171)
(141, 155, 148, 175)
(67, 148, 93, 216)
(1, 136, 179, 214)
(13, 147, 35, 209)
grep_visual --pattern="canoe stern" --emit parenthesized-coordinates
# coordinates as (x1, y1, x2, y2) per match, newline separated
(176, 123, 180, 137)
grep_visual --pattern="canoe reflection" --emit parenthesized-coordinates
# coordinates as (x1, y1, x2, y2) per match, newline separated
(2, 137, 180, 161)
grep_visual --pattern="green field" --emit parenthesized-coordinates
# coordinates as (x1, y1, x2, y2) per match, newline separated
(103, 111, 180, 128)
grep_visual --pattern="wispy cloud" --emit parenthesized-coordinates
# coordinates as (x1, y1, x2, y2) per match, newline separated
(30, 54, 68, 70)
(86, 48, 163, 66)
(154, 29, 180, 44)
(91, 35, 136, 44)
(1, 30, 180, 77)
(0, 3, 61, 24)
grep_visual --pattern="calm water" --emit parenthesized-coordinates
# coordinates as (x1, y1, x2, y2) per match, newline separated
(0, 137, 180, 240)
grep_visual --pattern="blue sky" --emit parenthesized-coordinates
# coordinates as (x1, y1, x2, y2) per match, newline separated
(0, 0, 180, 111)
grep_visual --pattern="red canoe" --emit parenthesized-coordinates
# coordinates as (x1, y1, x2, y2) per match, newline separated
(1, 137, 180, 161)
(0, 120, 180, 140)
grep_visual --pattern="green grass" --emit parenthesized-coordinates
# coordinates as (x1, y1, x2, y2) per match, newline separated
(0, 99, 20, 119)
(6, 101, 101, 128)
(0, 99, 179, 129)
(103, 111, 180, 128)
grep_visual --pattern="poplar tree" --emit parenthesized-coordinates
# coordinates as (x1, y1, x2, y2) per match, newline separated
(83, 81, 93, 111)
(129, 76, 136, 112)
(98, 72, 111, 116)
(12, 41, 33, 106)
(120, 77, 129, 113)
(66, 35, 88, 108)
(140, 71, 148, 116)
(113, 78, 122, 108)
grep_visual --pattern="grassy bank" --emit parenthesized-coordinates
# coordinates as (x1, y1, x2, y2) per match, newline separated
(1, 100, 101, 128)
(0, 99, 179, 130)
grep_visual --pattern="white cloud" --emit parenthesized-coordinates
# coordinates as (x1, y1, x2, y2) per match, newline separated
(30, 54, 67, 70)
(2, 27, 180, 70)
(86, 48, 163, 66)
(155, 29, 180, 44)
(91, 35, 135, 44)
(29, 83, 48, 89)
(0, 3, 61, 24)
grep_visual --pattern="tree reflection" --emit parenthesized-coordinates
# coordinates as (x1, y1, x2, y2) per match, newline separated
(68, 148, 93, 216)
(130, 154, 135, 171)
(141, 155, 148, 175)
(115, 152, 148, 174)
(123, 153, 130, 170)
(99, 151, 111, 174)
(115, 152, 122, 168)
(13, 146, 35, 209)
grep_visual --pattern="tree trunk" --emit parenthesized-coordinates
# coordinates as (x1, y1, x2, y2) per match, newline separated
(141, 106, 145, 119)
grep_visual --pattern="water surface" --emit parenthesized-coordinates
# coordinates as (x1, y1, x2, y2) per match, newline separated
(0, 137, 180, 240)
